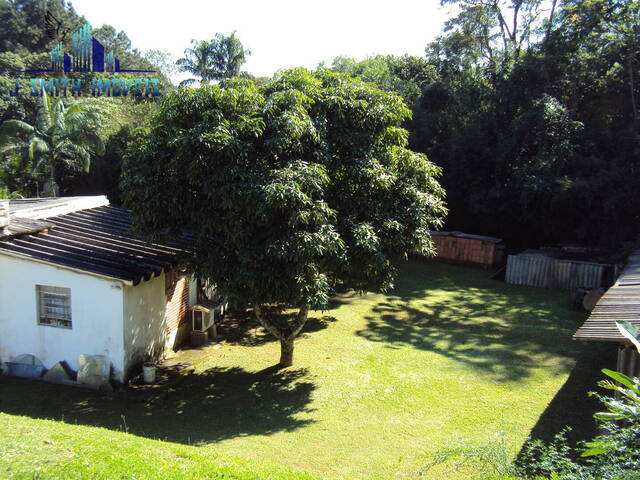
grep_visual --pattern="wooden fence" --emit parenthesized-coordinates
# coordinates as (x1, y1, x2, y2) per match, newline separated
(430, 231, 504, 268)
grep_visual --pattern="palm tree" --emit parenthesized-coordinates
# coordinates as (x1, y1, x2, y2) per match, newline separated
(176, 32, 250, 87)
(210, 31, 251, 80)
(0, 91, 103, 197)
(176, 39, 216, 87)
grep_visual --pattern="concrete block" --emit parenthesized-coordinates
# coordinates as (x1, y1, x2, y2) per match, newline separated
(190, 330, 208, 347)
(77, 354, 111, 388)
(43, 361, 75, 384)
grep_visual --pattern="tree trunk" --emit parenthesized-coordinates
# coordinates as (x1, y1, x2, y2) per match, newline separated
(279, 338, 294, 367)
(545, 0, 558, 42)
(254, 303, 310, 367)
(629, 55, 638, 124)
(43, 161, 59, 197)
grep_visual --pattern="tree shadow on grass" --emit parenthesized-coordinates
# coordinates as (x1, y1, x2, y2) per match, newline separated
(216, 310, 337, 347)
(355, 259, 587, 382)
(518, 341, 618, 450)
(0, 365, 315, 445)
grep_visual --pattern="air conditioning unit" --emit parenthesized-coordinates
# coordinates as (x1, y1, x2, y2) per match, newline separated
(191, 305, 214, 333)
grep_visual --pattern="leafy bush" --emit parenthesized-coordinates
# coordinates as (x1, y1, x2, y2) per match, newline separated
(417, 435, 520, 478)
(0, 184, 22, 199)
(517, 320, 640, 479)
(518, 426, 640, 480)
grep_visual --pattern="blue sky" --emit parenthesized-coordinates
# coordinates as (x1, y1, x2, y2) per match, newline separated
(68, 0, 451, 79)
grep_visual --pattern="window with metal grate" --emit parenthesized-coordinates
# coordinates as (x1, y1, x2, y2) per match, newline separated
(37, 285, 72, 328)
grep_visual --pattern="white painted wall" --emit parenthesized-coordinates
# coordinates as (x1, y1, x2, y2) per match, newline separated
(189, 276, 198, 307)
(0, 253, 197, 382)
(122, 273, 199, 377)
(122, 273, 167, 378)
(0, 254, 126, 380)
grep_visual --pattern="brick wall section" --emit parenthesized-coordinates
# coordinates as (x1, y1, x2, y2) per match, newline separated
(432, 235, 502, 268)
(164, 272, 189, 334)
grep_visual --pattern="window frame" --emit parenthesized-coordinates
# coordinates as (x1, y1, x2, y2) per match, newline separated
(36, 285, 72, 329)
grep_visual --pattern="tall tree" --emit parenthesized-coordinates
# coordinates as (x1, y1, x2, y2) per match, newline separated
(0, 0, 81, 54)
(438, 0, 558, 64)
(176, 39, 217, 86)
(558, 0, 640, 124)
(210, 31, 251, 80)
(91, 23, 169, 83)
(122, 69, 446, 366)
(0, 0, 171, 200)
(92, 24, 132, 55)
(144, 49, 177, 81)
(177, 32, 250, 87)
(0, 91, 103, 197)
(330, 55, 438, 106)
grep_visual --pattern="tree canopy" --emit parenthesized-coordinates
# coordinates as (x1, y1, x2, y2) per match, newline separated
(122, 69, 446, 365)
(0, 90, 103, 196)
(332, 0, 640, 249)
(176, 32, 250, 87)
(1, 0, 637, 250)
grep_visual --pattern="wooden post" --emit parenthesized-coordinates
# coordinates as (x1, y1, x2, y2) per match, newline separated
(617, 343, 640, 378)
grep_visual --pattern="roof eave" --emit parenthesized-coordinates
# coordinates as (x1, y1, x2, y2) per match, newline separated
(0, 248, 134, 286)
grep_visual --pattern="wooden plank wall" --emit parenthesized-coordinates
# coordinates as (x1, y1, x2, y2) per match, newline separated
(432, 235, 501, 268)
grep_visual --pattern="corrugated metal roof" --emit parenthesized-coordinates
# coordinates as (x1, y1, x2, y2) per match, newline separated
(9, 196, 109, 218)
(0, 205, 191, 285)
(429, 231, 503, 243)
(0, 217, 52, 240)
(573, 250, 640, 342)
(9, 197, 70, 212)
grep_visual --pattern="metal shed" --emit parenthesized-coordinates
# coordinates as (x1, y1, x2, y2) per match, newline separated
(505, 251, 612, 290)
(430, 231, 504, 268)
(573, 251, 640, 377)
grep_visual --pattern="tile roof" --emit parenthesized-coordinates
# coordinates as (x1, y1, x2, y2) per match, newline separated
(0, 205, 191, 285)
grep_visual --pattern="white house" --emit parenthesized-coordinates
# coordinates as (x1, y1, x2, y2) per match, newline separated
(0, 196, 197, 382)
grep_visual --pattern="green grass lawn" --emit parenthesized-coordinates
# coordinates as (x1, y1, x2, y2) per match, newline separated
(0, 415, 319, 480)
(0, 259, 615, 479)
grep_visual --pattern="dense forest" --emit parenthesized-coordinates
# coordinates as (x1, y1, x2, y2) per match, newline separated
(332, 0, 639, 250)
(0, 0, 638, 251)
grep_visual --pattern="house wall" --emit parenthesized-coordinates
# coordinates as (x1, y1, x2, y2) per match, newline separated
(122, 273, 167, 378)
(0, 254, 126, 380)
(164, 274, 193, 350)
(189, 276, 198, 308)
(0, 254, 197, 383)
(164, 275, 188, 336)
(122, 271, 195, 379)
